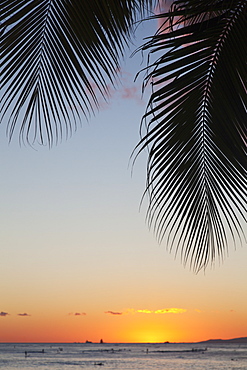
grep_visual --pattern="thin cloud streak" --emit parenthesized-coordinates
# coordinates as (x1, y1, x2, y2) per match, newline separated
(105, 308, 187, 315)
(105, 311, 123, 315)
(137, 309, 153, 314)
(137, 308, 187, 314)
(68, 312, 87, 316)
(0, 312, 9, 317)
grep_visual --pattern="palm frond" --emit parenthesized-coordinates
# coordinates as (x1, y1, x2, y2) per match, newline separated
(136, 0, 246, 271)
(1, 0, 155, 146)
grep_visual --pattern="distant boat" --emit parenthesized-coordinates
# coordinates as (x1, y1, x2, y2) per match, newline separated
(85, 340, 92, 344)
(100, 339, 104, 344)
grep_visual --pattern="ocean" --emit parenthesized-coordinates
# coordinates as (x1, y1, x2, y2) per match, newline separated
(0, 342, 246, 369)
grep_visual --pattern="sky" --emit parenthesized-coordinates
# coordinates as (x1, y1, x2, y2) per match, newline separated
(0, 11, 247, 344)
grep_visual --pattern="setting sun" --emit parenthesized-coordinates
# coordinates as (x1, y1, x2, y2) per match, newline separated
(138, 332, 166, 343)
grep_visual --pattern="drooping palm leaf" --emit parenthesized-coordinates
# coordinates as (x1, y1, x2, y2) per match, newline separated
(136, 0, 246, 271)
(1, 0, 155, 145)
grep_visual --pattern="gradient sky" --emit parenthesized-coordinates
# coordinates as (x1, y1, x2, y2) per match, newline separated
(0, 14, 246, 344)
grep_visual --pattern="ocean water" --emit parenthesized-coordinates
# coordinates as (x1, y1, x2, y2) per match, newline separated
(0, 342, 246, 369)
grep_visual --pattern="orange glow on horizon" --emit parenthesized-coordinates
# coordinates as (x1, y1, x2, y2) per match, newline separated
(0, 307, 246, 343)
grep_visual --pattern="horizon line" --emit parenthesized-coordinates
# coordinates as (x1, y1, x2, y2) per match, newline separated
(1, 336, 246, 345)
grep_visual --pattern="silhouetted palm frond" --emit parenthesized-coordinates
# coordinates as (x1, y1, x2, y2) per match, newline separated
(136, 0, 246, 271)
(1, 0, 154, 145)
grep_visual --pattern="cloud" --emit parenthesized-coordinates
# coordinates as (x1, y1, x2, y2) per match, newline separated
(121, 86, 138, 99)
(0, 312, 9, 317)
(137, 309, 153, 314)
(105, 311, 123, 316)
(105, 308, 187, 316)
(75, 312, 86, 316)
(18, 313, 31, 317)
(68, 312, 87, 316)
(120, 86, 145, 105)
(155, 308, 187, 314)
(137, 308, 186, 314)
